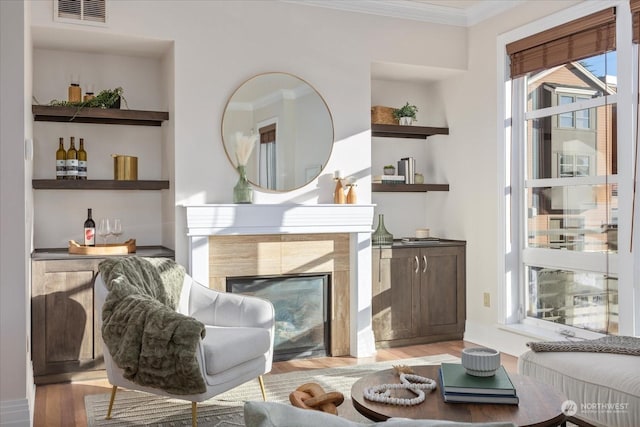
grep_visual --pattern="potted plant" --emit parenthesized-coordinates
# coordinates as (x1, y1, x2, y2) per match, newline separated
(393, 102, 418, 125)
(383, 165, 396, 175)
(48, 87, 127, 110)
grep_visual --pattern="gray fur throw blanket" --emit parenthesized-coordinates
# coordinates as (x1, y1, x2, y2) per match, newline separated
(99, 257, 206, 395)
(527, 335, 640, 356)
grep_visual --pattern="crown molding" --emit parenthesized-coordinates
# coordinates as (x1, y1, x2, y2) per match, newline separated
(281, 0, 525, 27)
(465, 0, 525, 26)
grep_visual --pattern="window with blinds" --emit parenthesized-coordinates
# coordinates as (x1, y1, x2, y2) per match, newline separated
(509, 7, 619, 335)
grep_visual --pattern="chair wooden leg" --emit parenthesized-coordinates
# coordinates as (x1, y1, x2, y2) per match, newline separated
(105, 385, 117, 420)
(258, 375, 267, 401)
(191, 402, 197, 427)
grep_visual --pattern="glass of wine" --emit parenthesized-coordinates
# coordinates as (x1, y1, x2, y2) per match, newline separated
(111, 219, 122, 243)
(97, 218, 111, 245)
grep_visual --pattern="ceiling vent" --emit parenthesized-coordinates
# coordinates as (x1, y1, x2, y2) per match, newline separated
(55, 0, 107, 25)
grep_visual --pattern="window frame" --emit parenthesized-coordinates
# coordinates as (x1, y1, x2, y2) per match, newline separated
(497, 0, 638, 337)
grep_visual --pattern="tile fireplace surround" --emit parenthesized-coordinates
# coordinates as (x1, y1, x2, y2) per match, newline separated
(184, 204, 376, 357)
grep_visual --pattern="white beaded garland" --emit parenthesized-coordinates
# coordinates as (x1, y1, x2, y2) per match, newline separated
(363, 373, 437, 406)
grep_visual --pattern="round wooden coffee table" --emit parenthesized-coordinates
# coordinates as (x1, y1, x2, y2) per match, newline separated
(351, 365, 566, 426)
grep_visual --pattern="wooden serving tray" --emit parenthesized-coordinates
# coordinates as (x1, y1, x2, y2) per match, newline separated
(68, 239, 136, 255)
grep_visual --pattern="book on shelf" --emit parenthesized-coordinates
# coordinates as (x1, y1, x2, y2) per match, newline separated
(373, 175, 406, 184)
(439, 363, 517, 396)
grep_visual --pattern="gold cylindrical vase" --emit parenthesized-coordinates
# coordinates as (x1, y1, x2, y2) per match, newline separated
(113, 155, 138, 180)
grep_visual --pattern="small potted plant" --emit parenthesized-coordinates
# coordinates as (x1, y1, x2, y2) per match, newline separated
(393, 102, 418, 125)
(383, 165, 396, 175)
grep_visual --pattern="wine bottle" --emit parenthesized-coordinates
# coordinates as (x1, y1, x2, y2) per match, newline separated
(66, 137, 78, 180)
(78, 138, 87, 180)
(84, 208, 96, 246)
(56, 137, 66, 180)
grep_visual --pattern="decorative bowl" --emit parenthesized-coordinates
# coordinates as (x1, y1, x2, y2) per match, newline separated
(461, 347, 501, 377)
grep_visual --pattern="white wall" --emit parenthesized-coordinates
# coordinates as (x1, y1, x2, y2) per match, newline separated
(0, 1, 34, 425)
(24, 0, 466, 267)
(432, 0, 583, 353)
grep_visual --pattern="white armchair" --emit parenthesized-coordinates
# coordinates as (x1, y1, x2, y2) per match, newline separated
(95, 271, 275, 427)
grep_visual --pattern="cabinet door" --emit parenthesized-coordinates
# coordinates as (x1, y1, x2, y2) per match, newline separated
(372, 248, 419, 341)
(32, 259, 103, 381)
(418, 246, 466, 336)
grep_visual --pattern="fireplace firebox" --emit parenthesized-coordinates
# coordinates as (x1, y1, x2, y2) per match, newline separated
(227, 274, 330, 361)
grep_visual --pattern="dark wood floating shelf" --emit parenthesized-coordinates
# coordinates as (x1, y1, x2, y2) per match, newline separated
(32, 105, 169, 126)
(371, 123, 449, 139)
(372, 183, 450, 192)
(32, 180, 170, 190)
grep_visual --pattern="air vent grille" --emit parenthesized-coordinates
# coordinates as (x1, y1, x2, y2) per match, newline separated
(56, 0, 106, 24)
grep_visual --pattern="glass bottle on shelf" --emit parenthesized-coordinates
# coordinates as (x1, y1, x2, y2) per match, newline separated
(372, 214, 393, 246)
(56, 137, 66, 180)
(68, 74, 81, 103)
(83, 84, 95, 102)
(77, 138, 87, 180)
(65, 137, 78, 180)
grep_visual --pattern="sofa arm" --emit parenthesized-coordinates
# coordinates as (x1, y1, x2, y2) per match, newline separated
(187, 278, 275, 330)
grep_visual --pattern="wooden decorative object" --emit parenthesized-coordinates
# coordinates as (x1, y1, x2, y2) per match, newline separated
(68, 239, 136, 255)
(371, 106, 398, 125)
(289, 382, 344, 415)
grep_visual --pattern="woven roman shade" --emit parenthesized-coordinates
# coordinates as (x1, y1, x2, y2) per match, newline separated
(507, 8, 616, 78)
(632, 0, 640, 43)
(259, 124, 276, 144)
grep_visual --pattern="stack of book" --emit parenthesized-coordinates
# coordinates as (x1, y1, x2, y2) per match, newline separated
(438, 363, 519, 404)
(372, 175, 406, 184)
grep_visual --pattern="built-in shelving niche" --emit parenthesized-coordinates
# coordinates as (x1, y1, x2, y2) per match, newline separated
(32, 105, 170, 190)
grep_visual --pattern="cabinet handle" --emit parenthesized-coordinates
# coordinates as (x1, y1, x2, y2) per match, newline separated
(414, 256, 419, 273)
(423, 255, 427, 273)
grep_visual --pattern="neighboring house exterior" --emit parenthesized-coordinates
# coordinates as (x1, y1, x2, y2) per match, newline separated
(525, 62, 618, 333)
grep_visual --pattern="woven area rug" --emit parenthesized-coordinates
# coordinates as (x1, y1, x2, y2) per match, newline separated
(85, 354, 459, 426)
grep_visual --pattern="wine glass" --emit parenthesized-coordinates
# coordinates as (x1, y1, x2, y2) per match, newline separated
(97, 218, 111, 245)
(111, 219, 123, 242)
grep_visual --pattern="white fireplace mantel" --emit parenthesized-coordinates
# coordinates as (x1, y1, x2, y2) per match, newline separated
(183, 203, 377, 358)
(185, 203, 375, 236)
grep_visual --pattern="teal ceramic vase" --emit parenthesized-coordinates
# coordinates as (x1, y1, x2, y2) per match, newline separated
(233, 165, 253, 203)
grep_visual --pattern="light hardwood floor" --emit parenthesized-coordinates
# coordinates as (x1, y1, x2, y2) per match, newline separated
(33, 340, 518, 427)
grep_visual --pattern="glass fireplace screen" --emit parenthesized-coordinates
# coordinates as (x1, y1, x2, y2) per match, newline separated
(227, 274, 330, 361)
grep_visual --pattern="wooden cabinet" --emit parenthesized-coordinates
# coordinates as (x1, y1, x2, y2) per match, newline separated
(31, 247, 174, 384)
(372, 241, 466, 348)
(32, 258, 103, 384)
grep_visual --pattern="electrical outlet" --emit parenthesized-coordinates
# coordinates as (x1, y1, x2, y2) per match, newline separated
(483, 292, 490, 307)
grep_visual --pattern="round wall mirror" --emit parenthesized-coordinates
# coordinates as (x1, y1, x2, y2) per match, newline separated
(222, 72, 334, 192)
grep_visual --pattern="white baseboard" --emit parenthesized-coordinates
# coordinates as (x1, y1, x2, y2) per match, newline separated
(0, 361, 35, 427)
(0, 399, 31, 427)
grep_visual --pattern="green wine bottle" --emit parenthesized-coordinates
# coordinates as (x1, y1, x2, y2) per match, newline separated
(56, 137, 66, 180)
(78, 138, 87, 180)
(66, 137, 78, 180)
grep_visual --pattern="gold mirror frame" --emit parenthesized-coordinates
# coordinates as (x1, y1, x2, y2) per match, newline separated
(221, 72, 334, 192)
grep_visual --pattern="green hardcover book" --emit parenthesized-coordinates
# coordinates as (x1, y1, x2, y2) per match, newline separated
(439, 363, 517, 396)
